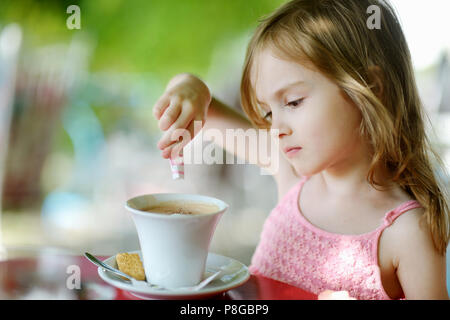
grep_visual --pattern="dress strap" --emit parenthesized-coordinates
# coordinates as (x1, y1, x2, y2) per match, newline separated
(382, 200, 423, 227)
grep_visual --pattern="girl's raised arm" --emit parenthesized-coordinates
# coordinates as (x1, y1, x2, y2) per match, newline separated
(153, 73, 300, 198)
(153, 73, 277, 172)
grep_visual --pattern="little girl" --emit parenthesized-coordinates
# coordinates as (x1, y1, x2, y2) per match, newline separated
(152, 0, 449, 299)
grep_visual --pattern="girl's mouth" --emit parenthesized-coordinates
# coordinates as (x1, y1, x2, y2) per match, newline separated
(284, 147, 302, 158)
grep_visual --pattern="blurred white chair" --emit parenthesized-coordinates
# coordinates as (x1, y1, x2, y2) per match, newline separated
(0, 24, 22, 240)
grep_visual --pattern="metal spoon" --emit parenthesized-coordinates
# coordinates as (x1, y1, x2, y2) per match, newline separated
(85, 252, 138, 283)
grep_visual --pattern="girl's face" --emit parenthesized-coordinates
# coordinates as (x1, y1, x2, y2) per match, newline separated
(253, 49, 366, 177)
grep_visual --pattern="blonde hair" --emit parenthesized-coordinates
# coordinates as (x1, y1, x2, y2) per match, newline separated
(241, 0, 449, 254)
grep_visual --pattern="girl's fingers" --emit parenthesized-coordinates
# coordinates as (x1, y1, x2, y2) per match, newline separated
(152, 93, 171, 120)
(162, 119, 197, 159)
(158, 98, 182, 131)
(157, 105, 195, 150)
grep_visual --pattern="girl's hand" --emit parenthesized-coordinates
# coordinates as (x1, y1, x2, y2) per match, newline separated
(318, 290, 357, 300)
(153, 73, 212, 159)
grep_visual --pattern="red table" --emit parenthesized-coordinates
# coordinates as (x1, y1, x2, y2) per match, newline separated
(0, 248, 317, 300)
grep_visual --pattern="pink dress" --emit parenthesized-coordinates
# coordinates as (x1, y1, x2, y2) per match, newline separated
(249, 175, 422, 300)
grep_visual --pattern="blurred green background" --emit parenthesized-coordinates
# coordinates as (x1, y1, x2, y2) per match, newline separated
(0, 0, 286, 260)
(0, 0, 284, 76)
(0, 0, 287, 158)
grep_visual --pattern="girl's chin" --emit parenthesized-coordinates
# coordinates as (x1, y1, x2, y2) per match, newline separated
(291, 163, 319, 178)
(291, 164, 307, 177)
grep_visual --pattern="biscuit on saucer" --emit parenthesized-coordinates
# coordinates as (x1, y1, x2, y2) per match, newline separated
(115, 253, 146, 281)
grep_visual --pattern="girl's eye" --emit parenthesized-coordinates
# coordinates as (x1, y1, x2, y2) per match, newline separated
(285, 98, 304, 108)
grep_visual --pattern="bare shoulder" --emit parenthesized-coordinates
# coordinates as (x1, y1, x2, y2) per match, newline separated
(390, 207, 426, 230)
(387, 206, 449, 299)
(387, 207, 429, 251)
(381, 206, 429, 267)
(388, 206, 442, 266)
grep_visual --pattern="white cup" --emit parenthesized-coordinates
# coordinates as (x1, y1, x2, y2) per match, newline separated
(125, 193, 228, 288)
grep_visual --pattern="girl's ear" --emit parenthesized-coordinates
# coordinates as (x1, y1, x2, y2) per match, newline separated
(367, 65, 384, 101)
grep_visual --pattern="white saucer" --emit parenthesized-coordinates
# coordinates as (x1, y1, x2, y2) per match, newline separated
(97, 251, 250, 299)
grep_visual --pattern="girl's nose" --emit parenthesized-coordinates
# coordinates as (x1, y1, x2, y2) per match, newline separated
(278, 130, 290, 139)
(272, 115, 292, 139)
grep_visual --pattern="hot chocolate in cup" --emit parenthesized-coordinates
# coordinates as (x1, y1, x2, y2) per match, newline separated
(125, 193, 228, 288)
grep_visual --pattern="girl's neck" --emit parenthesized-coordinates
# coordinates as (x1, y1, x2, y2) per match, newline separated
(316, 139, 395, 199)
